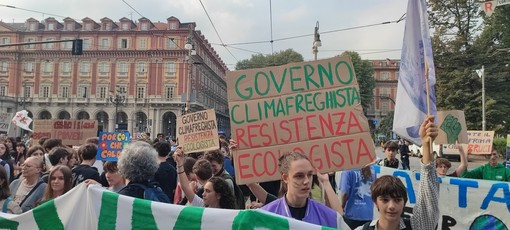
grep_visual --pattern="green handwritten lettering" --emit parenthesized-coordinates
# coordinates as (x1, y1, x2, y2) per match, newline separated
(289, 66, 304, 92)
(318, 62, 334, 86)
(254, 72, 270, 96)
(230, 105, 244, 124)
(303, 64, 320, 90)
(270, 69, 287, 93)
(335, 61, 354, 85)
(235, 74, 252, 99)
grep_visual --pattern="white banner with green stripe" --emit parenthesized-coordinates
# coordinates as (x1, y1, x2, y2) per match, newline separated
(0, 184, 336, 230)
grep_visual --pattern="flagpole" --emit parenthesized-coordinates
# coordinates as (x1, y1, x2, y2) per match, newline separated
(425, 60, 431, 116)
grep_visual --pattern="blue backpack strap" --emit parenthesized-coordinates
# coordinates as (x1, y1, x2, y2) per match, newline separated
(2, 196, 12, 213)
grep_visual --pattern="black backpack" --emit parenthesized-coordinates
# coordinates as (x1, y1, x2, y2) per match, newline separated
(362, 218, 411, 230)
(220, 173, 245, 210)
(131, 182, 170, 203)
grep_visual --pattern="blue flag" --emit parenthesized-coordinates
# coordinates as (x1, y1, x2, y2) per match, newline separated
(393, 0, 437, 145)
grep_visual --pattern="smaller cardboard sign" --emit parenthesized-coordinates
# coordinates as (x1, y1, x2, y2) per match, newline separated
(436, 110, 468, 144)
(177, 109, 219, 154)
(0, 112, 12, 133)
(442, 130, 495, 155)
(97, 131, 130, 161)
(32, 120, 98, 146)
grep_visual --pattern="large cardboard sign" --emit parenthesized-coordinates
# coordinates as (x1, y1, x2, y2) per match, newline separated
(97, 131, 130, 161)
(227, 56, 376, 184)
(436, 110, 468, 144)
(177, 109, 219, 154)
(443, 130, 495, 155)
(376, 165, 510, 229)
(0, 112, 11, 133)
(32, 119, 98, 146)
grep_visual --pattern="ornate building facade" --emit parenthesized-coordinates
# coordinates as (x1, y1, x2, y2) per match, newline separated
(366, 59, 399, 129)
(0, 16, 230, 138)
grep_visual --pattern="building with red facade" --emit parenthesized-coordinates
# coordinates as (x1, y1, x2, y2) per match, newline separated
(0, 16, 230, 138)
(367, 59, 399, 131)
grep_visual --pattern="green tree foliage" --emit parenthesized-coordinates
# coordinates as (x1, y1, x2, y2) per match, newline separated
(339, 51, 376, 114)
(235, 49, 304, 70)
(429, 1, 510, 135)
(378, 111, 394, 139)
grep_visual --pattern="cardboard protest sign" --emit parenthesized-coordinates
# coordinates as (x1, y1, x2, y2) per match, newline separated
(376, 165, 510, 229)
(227, 56, 376, 184)
(177, 109, 219, 154)
(97, 131, 130, 161)
(436, 110, 468, 144)
(0, 112, 11, 133)
(442, 130, 495, 155)
(32, 119, 98, 146)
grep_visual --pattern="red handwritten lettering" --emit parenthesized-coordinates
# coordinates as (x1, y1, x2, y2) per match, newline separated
(237, 153, 253, 179)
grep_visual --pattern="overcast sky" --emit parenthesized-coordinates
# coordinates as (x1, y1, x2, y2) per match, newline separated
(0, 0, 408, 69)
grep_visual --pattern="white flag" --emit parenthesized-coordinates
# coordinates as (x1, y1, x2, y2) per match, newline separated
(11, 110, 33, 132)
(393, 0, 437, 145)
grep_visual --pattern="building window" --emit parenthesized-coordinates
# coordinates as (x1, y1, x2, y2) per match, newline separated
(165, 62, 176, 76)
(381, 102, 389, 114)
(80, 61, 90, 73)
(102, 23, 111, 31)
(120, 39, 128, 49)
(25, 38, 35, 49)
(137, 62, 146, 73)
(166, 38, 177, 49)
(41, 85, 50, 98)
(47, 23, 54, 30)
(164, 86, 174, 99)
(101, 38, 109, 49)
(29, 23, 36, 31)
(0, 61, 8, 72)
(63, 39, 72, 49)
(66, 23, 73, 31)
(121, 23, 128, 31)
(380, 88, 389, 97)
(118, 62, 128, 75)
(60, 86, 69, 98)
(83, 38, 91, 50)
(141, 23, 148, 31)
(136, 87, 145, 98)
(99, 62, 109, 73)
(396, 71, 399, 79)
(61, 62, 71, 74)
(24, 86, 32, 98)
(78, 85, 88, 98)
(380, 72, 389, 80)
(0, 85, 6, 96)
(85, 23, 92, 31)
(139, 39, 147, 49)
(169, 23, 177, 30)
(44, 38, 54, 49)
(43, 62, 53, 73)
(0, 37, 10, 45)
(98, 86, 107, 98)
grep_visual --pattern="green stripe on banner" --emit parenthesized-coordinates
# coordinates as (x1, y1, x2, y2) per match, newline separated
(98, 191, 119, 230)
(232, 210, 289, 230)
(131, 198, 157, 229)
(173, 206, 204, 230)
(33, 200, 64, 230)
(0, 216, 19, 230)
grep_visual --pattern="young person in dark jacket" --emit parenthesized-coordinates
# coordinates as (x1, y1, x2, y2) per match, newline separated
(71, 144, 100, 187)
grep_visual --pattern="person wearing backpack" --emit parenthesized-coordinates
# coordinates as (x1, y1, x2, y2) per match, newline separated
(204, 149, 245, 209)
(117, 141, 169, 203)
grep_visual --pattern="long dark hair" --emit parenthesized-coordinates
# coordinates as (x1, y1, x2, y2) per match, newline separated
(0, 166, 11, 200)
(0, 143, 11, 161)
(42, 165, 73, 201)
(209, 177, 236, 209)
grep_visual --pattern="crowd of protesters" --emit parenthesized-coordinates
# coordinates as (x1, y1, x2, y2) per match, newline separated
(1, 115, 509, 230)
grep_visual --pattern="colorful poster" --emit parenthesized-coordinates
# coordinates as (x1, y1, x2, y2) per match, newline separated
(0, 112, 11, 133)
(227, 56, 375, 184)
(436, 110, 468, 144)
(176, 109, 219, 154)
(376, 165, 510, 229)
(442, 130, 495, 155)
(97, 131, 130, 161)
(32, 120, 98, 146)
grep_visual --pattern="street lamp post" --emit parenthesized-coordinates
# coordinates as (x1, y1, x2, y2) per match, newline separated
(184, 36, 196, 114)
(476, 66, 486, 131)
(109, 86, 126, 132)
(312, 21, 321, 61)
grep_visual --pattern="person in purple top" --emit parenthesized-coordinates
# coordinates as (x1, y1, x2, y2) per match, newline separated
(260, 152, 347, 228)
